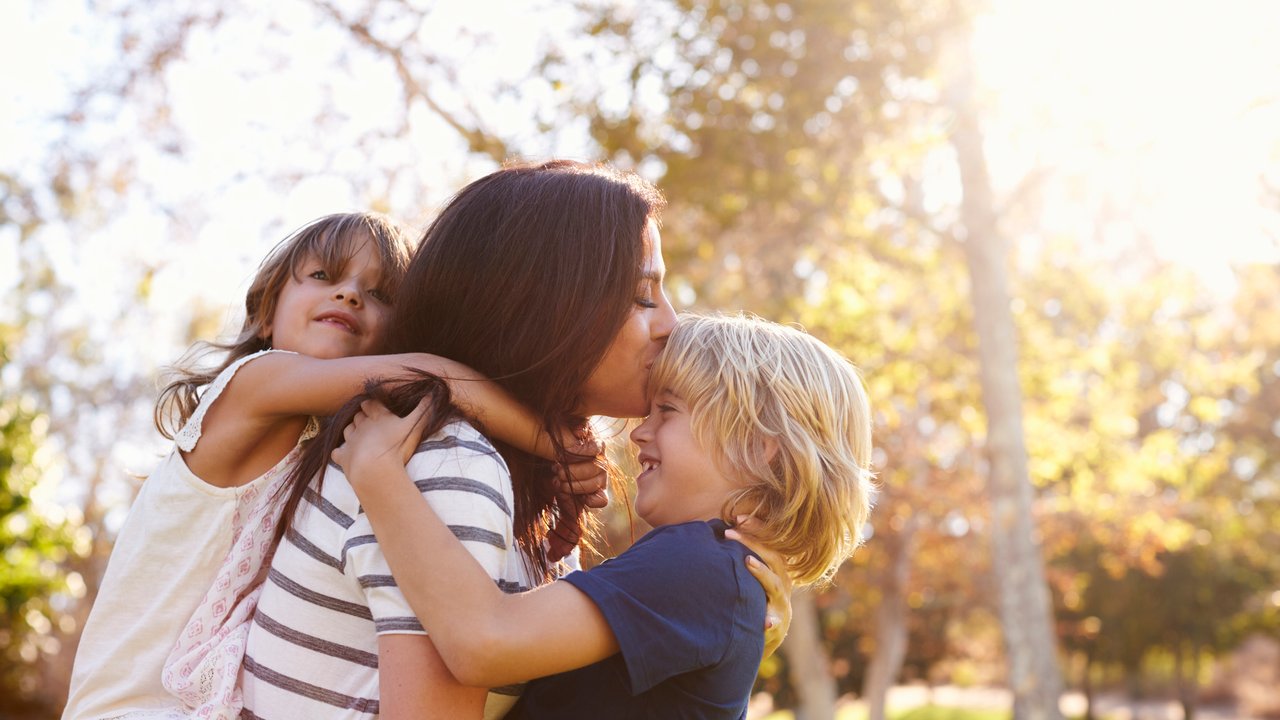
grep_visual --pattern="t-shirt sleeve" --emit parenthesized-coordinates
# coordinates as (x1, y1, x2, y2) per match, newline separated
(561, 523, 753, 694)
(342, 422, 517, 636)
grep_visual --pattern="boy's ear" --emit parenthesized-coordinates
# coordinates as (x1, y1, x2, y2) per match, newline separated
(759, 436, 780, 466)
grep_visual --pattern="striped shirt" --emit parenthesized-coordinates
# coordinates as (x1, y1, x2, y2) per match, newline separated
(240, 420, 537, 719)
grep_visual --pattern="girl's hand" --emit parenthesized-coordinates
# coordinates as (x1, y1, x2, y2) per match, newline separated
(546, 434, 608, 562)
(555, 434, 609, 510)
(332, 398, 432, 490)
(725, 516, 794, 659)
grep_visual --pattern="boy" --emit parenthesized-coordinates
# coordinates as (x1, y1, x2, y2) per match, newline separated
(336, 312, 876, 719)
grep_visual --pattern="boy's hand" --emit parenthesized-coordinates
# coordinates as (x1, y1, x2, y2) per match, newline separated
(332, 398, 432, 489)
(725, 516, 794, 659)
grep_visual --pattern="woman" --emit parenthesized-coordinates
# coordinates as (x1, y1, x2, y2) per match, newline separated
(238, 161, 785, 719)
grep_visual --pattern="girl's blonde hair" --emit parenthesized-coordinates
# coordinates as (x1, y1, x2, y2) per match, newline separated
(647, 313, 875, 586)
(154, 212, 415, 439)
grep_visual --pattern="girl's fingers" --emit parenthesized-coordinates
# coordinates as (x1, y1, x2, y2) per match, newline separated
(557, 465, 608, 493)
(579, 489, 609, 509)
(561, 430, 603, 460)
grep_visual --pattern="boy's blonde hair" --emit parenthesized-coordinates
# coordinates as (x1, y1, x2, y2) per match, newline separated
(647, 313, 875, 586)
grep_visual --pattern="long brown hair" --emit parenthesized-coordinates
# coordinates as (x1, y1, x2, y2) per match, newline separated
(154, 212, 415, 438)
(272, 160, 666, 578)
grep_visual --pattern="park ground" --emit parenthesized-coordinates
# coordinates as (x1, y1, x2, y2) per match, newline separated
(752, 685, 1248, 720)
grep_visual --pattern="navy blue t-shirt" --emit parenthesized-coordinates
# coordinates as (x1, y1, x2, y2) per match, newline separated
(509, 519, 767, 720)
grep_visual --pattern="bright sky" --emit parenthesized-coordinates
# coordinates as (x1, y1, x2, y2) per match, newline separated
(974, 0, 1280, 289)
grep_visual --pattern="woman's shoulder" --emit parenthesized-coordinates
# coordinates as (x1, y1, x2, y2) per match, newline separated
(407, 417, 512, 482)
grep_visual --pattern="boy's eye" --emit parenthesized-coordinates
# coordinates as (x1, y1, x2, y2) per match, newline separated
(656, 403, 676, 414)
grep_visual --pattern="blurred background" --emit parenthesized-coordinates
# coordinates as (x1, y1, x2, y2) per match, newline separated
(2, 0, 1279, 718)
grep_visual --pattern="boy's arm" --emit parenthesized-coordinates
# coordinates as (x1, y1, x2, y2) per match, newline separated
(333, 399, 620, 687)
(378, 634, 486, 720)
(225, 351, 574, 462)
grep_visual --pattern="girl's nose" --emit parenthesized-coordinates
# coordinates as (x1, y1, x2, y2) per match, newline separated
(333, 283, 361, 306)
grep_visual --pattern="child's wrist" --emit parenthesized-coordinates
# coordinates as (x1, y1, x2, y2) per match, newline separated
(346, 457, 401, 487)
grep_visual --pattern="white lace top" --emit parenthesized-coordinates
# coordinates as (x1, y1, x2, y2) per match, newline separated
(62, 350, 318, 720)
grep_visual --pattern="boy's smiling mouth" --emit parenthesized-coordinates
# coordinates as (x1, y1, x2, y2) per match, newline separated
(637, 455, 659, 479)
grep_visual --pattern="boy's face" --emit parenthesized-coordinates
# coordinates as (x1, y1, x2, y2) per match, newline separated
(629, 389, 737, 527)
(265, 241, 391, 359)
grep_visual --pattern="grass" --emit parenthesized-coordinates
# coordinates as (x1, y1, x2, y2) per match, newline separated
(759, 705, 1012, 720)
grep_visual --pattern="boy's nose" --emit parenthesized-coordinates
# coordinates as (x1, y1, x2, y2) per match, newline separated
(630, 416, 654, 445)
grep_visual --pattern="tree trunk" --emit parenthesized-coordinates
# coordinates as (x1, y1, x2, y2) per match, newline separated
(1082, 647, 1095, 720)
(786, 588, 838, 720)
(863, 512, 919, 720)
(945, 30, 1065, 720)
(1175, 643, 1198, 720)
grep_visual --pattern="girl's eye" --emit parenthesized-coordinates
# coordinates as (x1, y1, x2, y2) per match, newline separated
(656, 403, 676, 414)
(308, 269, 330, 281)
(369, 289, 391, 304)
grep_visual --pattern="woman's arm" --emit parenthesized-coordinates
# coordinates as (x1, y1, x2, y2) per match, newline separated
(726, 521, 794, 658)
(332, 399, 620, 688)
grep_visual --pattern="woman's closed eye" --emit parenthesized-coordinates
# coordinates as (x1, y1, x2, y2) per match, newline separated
(635, 295, 658, 309)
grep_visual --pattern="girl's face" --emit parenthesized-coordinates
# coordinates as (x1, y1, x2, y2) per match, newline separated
(265, 240, 392, 359)
(629, 389, 737, 526)
(576, 220, 678, 418)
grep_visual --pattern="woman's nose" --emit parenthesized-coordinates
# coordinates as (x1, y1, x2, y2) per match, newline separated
(652, 292, 677, 341)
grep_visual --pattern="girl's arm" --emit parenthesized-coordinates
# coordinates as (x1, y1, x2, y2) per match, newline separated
(224, 351, 573, 461)
(332, 399, 619, 688)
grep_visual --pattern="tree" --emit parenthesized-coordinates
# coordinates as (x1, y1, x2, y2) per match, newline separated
(944, 29, 1064, 720)
(0, 320, 86, 714)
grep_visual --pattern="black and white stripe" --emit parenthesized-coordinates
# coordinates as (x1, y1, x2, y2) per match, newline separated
(240, 420, 538, 719)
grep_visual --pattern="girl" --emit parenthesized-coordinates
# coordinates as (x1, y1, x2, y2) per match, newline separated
(62, 212, 596, 720)
(336, 312, 876, 719)
(237, 162, 790, 719)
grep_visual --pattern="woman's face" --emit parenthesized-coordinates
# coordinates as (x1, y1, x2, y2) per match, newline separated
(577, 219, 677, 418)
